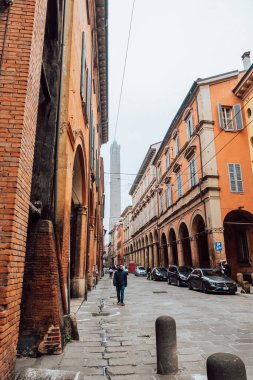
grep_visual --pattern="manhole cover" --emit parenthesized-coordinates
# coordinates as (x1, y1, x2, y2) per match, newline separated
(152, 291, 168, 294)
(92, 312, 110, 317)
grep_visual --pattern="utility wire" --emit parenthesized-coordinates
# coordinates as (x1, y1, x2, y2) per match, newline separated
(127, 107, 253, 228)
(113, 0, 136, 141)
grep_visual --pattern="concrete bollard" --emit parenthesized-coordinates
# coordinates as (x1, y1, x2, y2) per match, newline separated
(156, 316, 178, 375)
(207, 353, 247, 380)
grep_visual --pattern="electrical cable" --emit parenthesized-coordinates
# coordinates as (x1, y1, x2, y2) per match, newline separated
(127, 109, 253, 234)
(113, 0, 136, 141)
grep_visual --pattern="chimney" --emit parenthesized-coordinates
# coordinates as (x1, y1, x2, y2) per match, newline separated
(241, 51, 251, 71)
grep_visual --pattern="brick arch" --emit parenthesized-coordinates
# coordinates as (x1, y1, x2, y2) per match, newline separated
(168, 227, 178, 265)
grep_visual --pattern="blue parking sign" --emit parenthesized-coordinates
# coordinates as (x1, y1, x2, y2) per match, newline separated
(215, 242, 222, 251)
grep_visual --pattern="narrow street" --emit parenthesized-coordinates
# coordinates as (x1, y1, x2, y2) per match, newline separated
(16, 275, 253, 379)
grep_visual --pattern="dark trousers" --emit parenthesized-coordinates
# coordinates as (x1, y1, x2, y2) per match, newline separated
(116, 285, 125, 303)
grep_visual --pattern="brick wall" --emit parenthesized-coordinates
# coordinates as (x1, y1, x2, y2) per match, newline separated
(18, 220, 62, 356)
(0, 1, 47, 378)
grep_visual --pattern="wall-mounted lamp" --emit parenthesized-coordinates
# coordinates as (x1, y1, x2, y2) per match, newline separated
(238, 206, 244, 210)
(3, 0, 14, 5)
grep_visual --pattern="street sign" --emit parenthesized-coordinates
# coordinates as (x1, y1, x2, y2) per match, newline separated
(215, 242, 222, 251)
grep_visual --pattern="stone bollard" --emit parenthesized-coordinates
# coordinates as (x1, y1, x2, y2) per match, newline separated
(242, 281, 250, 294)
(156, 316, 178, 375)
(207, 353, 247, 380)
(237, 273, 243, 285)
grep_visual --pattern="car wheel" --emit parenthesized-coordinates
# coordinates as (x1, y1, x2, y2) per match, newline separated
(202, 283, 207, 293)
(188, 282, 193, 290)
(176, 279, 181, 287)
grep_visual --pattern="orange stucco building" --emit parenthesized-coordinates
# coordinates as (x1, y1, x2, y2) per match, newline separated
(0, 0, 108, 377)
(125, 58, 253, 280)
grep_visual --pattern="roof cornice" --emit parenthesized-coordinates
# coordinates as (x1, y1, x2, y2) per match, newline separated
(95, 0, 108, 144)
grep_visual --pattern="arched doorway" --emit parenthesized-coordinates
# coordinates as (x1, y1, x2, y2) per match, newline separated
(70, 145, 86, 298)
(178, 223, 192, 266)
(168, 228, 178, 265)
(160, 233, 168, 267)
(224, 210, 253, 278)
(191, 214, 209, 267)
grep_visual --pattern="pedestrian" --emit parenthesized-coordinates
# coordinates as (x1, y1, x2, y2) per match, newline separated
(147, 266, 151, 280)
(109, 266, 113, 278)
(113, 264, 127, 306)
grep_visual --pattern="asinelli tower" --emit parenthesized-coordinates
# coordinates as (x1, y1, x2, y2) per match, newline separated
(109, 140, 121, 232)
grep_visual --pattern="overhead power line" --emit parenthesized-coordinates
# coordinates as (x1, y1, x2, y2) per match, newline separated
(113, 0, 136, 141)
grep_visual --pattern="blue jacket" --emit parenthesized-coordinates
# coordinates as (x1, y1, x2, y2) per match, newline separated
(113, 269, 127, 287)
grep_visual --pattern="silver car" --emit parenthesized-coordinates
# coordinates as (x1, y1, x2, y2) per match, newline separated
(134, 266, 147, 277)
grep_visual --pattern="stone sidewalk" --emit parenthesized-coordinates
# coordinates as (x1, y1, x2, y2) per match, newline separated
(16, 275, 253, 379)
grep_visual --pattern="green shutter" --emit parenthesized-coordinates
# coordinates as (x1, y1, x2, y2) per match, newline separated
(89, 111, 93, 169)
(218, 103, 224, 129)
(233, 104, 244, 130)
(235, 164, 243, 192)
(80, 32, 86, 99)
(86, 69, 91, 121)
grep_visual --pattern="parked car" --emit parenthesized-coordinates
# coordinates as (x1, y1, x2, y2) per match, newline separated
(167, 265, 193, 286)
(135, 266, 147, 277)
(188, 268, 237, 294)
(151, 267, 168, 281)
(123, 265, 129, 275)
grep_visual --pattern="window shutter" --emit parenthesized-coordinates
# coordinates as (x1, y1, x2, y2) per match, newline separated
(90, 111, 93, 168)
(218, 103, 224, 129)
(228, 164, 236, 192)
(80, 32, 86, 99)
(86, 69, 91, 121)
(235, 164, 243, 192)
(233, 104, 244, 130)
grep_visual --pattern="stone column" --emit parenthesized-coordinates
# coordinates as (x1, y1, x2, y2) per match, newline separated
(190, 237, 199, 268)
(71, 205, 88, 298)
(177, 241, 184, 265)
(154, 243, 159, 267)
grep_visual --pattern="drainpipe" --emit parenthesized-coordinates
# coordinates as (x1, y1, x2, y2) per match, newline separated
(195, 96, 208, 229)
(54, 0, 67, 225)
(54, 0, 69, 312)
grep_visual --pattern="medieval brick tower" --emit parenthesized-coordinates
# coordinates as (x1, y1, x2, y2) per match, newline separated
(109, 141, 121, 232)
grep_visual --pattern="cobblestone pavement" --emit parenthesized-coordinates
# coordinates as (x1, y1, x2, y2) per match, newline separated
(16, 275, 253, 379)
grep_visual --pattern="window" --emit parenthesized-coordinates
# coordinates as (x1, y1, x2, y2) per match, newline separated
(218, 103, 244, 131)
(177, 173, 182, 198)
(186, 114, 194, 139)
(165, 150, 170, 170)
(189, 157, 197, 187)
(157, 165, 162, 182)
(174, 135, 179, 155)
(165, 184, 172, 208)
(80, 32, 86, 100)
(159, 192, 163, 215)
(228, 163, 243, 193)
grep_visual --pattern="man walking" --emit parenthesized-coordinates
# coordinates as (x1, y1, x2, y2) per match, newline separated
(113, 264, 127, 306)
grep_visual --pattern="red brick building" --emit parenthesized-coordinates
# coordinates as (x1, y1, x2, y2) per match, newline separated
(0, 1, 108, 378)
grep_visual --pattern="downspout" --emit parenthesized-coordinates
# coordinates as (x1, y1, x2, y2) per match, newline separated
(195, 96, 208, 229)
(54, 0, 69, 314)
